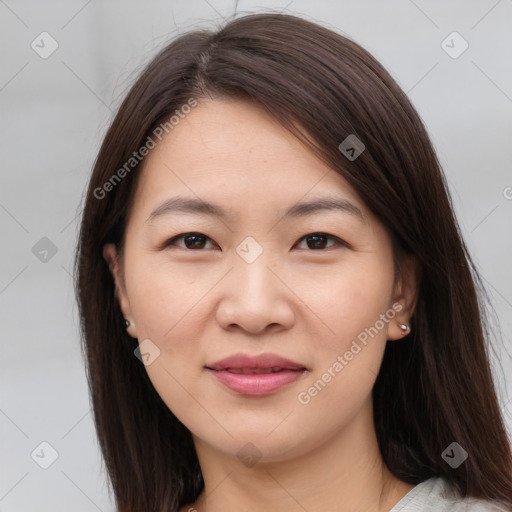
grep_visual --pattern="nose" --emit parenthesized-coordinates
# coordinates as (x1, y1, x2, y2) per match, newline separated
(214, 248, 295, 335)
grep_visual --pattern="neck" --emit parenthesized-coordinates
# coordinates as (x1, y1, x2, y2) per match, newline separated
(185, 398, 414, 512)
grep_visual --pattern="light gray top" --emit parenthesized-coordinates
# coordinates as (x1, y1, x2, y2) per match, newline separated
(389, 477, 510, 511)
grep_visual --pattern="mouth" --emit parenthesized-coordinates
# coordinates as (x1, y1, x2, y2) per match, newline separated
(205, 353, 307, 396)
(222, 367, 301, 374)
(206, 368, 306, 396)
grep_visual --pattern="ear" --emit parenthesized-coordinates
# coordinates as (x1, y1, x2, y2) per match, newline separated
(387, 254, 421, 341)
(103, 243, 138, 338)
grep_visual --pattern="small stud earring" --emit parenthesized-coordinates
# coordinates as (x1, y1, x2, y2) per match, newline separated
(124, 319, 130, 328)
(398, 323, 410, 335)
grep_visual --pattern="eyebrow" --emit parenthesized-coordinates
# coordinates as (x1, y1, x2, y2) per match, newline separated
(145, 195, 365, 224)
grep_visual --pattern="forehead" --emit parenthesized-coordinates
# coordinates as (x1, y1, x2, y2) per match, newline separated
(130, 98, 370, 223)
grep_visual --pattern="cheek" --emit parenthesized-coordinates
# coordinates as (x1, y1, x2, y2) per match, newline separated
(313, 258, 395, 355)
(291, 258, 395, 422)
(126, 255, 205, 341)
(124, 257, 218, 418)
(125, 261, 209, 425)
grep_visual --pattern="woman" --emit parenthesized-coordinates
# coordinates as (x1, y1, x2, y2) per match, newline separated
(74, 12, 512, 512)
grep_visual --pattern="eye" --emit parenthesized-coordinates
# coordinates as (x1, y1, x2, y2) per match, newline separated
(294, 232, 347, 250)
(162, 232, 217, 250)
(161, 232, 347, 251)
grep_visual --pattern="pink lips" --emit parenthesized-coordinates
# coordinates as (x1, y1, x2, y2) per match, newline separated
(205, 353, 307, 396)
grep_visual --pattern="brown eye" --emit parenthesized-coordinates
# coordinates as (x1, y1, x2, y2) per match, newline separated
(294, 233, 346, 250)
(163, 233, 216, 250)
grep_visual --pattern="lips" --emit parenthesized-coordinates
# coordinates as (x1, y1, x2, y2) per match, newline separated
(207, 353, 306, 371)
(225, 367, 293, 374)
(205, 353, 307, 396)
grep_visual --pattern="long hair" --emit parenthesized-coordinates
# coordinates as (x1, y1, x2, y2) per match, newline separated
(74, 12, 512, 512)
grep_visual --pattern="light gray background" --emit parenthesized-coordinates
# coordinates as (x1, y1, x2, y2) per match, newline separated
(1, 1, 511, 510)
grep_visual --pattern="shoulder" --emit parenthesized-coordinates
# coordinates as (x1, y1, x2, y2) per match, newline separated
(390, 477, 511, 512)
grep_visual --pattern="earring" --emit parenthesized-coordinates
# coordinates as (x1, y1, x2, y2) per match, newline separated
(124, 319, 130, 328)
(399, 323, 410, 335)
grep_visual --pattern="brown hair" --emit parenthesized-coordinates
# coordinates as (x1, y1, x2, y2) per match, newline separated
(74, 12, 512, 512)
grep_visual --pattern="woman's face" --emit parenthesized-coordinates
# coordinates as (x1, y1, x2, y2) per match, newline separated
(104, 98, 416, 464)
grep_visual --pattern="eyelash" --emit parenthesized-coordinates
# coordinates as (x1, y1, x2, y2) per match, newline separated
(161, 232, 348, 251)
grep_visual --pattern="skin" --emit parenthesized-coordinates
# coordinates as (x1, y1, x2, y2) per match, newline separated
(104, 98, 419, 512)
